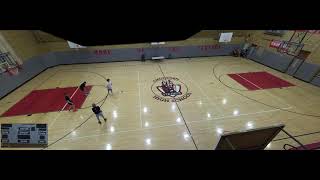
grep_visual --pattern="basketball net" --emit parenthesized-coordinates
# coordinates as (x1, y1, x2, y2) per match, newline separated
(278, 42, 289, 54)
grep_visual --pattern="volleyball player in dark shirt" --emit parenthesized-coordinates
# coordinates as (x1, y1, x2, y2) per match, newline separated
(64, 93, 76, 112)
(92, 103, 107, 124)
(79, 81, 89, 96)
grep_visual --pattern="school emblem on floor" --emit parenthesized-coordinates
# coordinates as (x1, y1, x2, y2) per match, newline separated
(151, 77, 191, 102)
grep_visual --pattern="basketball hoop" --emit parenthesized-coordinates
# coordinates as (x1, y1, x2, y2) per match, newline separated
(277, 41, 289, 54)
(277, 41, 304, 56)
(6, 66, 20, 76)
(278, 47, 288, 54)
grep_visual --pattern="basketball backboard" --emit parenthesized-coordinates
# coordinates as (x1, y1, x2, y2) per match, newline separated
(214, 124, 285, 150)
(277, 41, 304, 57)
(219, 32, 233, 43)
(67, 41, 86, 49)
(0, 52, 20, 74)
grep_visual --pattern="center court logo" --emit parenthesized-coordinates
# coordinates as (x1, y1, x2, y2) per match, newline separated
(151, 77, 191, 102)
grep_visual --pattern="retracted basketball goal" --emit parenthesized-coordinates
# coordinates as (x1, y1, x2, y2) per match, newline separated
(277, 41, 304, 56)
(0, 52, 22, 76)
(277, 30, 310, 57)
(5, 64, 22, 76)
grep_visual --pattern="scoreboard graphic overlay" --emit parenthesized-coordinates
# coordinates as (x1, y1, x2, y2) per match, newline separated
(1, 124, 48, 148)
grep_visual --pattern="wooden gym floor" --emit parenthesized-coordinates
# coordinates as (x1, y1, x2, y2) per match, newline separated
(0, 56, 320, 150)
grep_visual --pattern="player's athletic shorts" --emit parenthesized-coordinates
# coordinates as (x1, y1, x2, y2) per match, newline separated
(67, 101, 73, 105)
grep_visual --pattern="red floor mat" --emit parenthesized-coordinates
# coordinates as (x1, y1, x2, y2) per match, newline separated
(228, 71, 295, 91)
(228, 74, 260, 90)
(1, 86, 92, 117)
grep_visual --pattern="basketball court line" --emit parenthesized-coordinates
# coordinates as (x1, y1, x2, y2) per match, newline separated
(213, 61, 291, 109)
(184, 72, 224, 116)
(43, 70, 110, 149)
(221, 74, 320, 118)
(273, 130, 320, 142)
(3, 58, 318, 149)
(235, 73, 262, 90)
(157, 64, 198, 150)
(58, 107, 293, 142)
(0, 69, 61, 115)
(108, 98, 119, 109)
(57, 68, 293, 147)
(185, 106, 293, 124)
(228, 73, 293, 107)
(137, 71, 142, 128)
(54, 122, 184, 142)
(48, 87, 79, 128)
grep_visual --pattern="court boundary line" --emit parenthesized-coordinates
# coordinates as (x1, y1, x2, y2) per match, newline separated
(187, 106, 293, 124)
(213, 62, 320, 118)
(223, 73, 293, 107)
(184, 71, 225, 116)
(43, 70, 110, 150)
(48, 87, 79, 128)
(57, 122, 185, 142)
(49, 64, 292, 148)
(235, 73, 262, 90)
(157, 64, 198, 150)
(235, 71, 293, 107)
(4, 58, 319, 149)
(138, 71, 142, 128)
(57, 107, 293, 142)
(273, 130, 320, 142)
(0, 70, 62, 117)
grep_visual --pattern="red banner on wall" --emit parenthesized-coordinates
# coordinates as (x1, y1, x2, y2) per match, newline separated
(269, 40, 282, 48)
(94, 49, 112, 55)
(167, 47, 179, 52)
(199, 44, 221, 51)
(137, 48, 144, 53)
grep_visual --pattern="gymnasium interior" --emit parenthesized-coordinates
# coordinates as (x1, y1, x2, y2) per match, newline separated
(0, 30, 320, 150)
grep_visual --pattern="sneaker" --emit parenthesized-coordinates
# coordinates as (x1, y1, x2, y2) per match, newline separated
(98, 121, 102, 124)
(104, 118, 107, 122)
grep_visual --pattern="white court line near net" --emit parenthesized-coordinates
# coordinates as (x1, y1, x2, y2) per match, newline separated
(57, 107, 292, 142)
(235, 73, 262, 90)
(48, 87, 79, 129)
(54, 122, 184, 142)
(187, 106, 293, 124)
(236, 73, 292, 107)
(185, 72, 224, 115)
